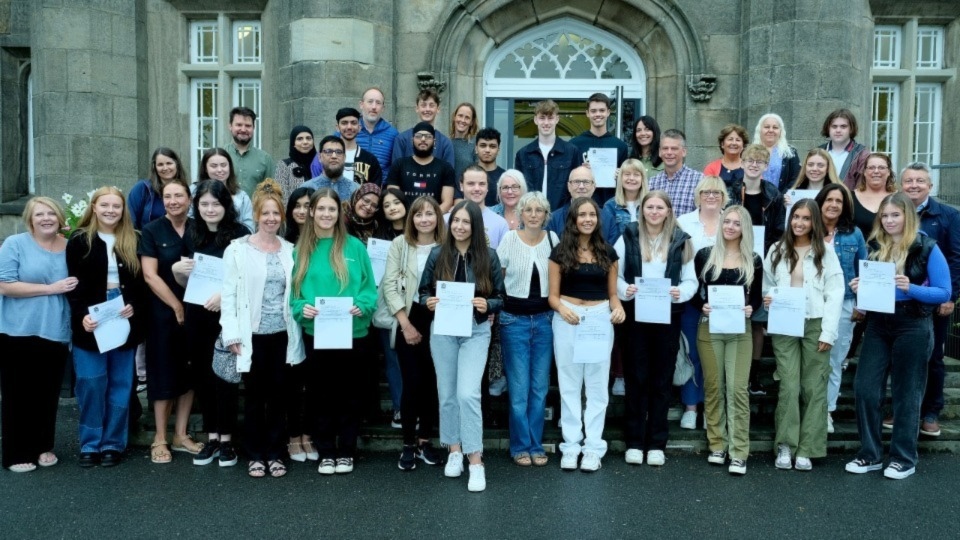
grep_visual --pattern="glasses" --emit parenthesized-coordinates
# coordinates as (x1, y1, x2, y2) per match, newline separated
(569, 179, 594, 186)
(866, 165, 889, 171)
(414, 133, 435, 141)
(522, 207, 546, 214)
(745, 159, 768, 166)
(500, 185, 521, 192)
(701, 190, 723, 198)
(358, 199, 379, 211)
(322, 149, 345, 156)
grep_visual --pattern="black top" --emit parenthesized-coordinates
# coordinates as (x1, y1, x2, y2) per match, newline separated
(691, 247, 764, 313)
(386, 157, 456, 203)
(853, 194, 877, 240)
(743, 192, 764, 227)
(138, 217, 193, 300)
(183, 228, 247, 259)
(504, 266, 550, 314)
(549, 244, 618, 301)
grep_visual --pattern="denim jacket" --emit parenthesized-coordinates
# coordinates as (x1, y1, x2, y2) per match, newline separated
(418, 246, 505, 324)
(832, 227, 867, 299)
(514, 138, 583, 211)
(602, 197, 636, 243)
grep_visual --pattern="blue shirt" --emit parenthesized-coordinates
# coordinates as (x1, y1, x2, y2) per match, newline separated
(301, 174, 359, 203)
(0, 233, 71, 342)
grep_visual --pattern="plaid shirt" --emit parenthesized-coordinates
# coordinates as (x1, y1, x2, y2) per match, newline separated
(648, 164, 702, 217)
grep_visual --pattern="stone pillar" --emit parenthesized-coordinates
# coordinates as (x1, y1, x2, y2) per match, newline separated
(30, 0, 147, 198)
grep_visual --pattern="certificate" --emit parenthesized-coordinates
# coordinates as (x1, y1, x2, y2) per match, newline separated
(587, 147, 618, 188)
(183, 254, 225, 305)
(367, 238, 390, 286)
(752, 226, 765, 258)
(433, 281, 475, 337)
(785, 189, 820, 219)
(634, 277, 671, 324)
(857, 260, 895, 313)
(573, 311, 612, 363)
(708, 285, 746, 334)
(313, 297, 354, 349)
(89, 294, 130, 353)
(767, 286, 806, 337)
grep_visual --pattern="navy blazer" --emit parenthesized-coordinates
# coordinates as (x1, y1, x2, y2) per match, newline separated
(919, 196, 960, 302)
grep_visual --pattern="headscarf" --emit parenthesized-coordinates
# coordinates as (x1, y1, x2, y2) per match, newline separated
(344, 182, 381, 244)
(287, 125, 317, 179)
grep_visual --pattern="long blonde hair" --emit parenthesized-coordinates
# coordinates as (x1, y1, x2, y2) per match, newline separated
(868, 192, 919, 273)
(614, 159, 648, 207)
(76, 186, 140, 275)
(293, 188, 348, 296)
(638, 190, 688, 263)
(701, 206, 755, 286)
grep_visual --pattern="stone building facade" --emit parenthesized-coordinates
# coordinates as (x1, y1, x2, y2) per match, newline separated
(0, 0, 958, 237)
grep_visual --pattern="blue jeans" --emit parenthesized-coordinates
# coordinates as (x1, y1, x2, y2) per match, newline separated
(854, 310, 932, 469)
(499, 310, 553, 457)
(827, 298, 856, 412)
(378, 328, 403, 411)
(679, 304, 704, 406)
(431, 319, 491, 455)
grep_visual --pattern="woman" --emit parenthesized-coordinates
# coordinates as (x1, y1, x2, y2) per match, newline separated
(139, 178, 202, 463)
(676, 176, 729, 430)
(275, 125, 317, 201)
(221, 179, 306, 478)
(450, 103, 478, 181)
(197, 147, 255, 231)
(491, 170, 528, 232)
(344, 182, 382, 244)
(752, 114, 800, 192)
(385, 196, 446, 471)
(420, 200, 504, 491)
(66, 187, 145, 468)
(550, 197, 625, 472)
(852, 153, 898, 239)
(172, 180, 249, 468)
(291, 188, 377, 475)
(763, 200, 843, 471)
(815, 184, 866, 434)
(603, 158, 648, 241)
(497, 191, 558, 467)
(0, 197, 74, 472)
(846, 193, 950, 479)
(128, 147, 189, 230)
(791, 148, 841, 192)
(377, 187, 409, 241)
(629, 116, 663, 178)
(616, 191, 696, 467)
(692, 206, 762, 475)
(283, 186, 315, 245)
(703, 124, 749, 186)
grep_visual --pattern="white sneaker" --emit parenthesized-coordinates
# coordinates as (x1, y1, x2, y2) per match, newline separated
(467, 463, 486, 492)
(611, 377, 625, 396)
(775, 444, 792, 470)
(488, 376, 507, 396)
(680, 410, 697, 430)
(580, 452, 601, 472)
(444, 452, 464, 477)
(625, 449, 643, 465)
(794, 456, 812, 471)
(317, 458, 335, 475)
(883, 462, 915, 480)
(560, 452, 579, 470)
(827, 413, 835, 434)
(647, 450, 665, 466)
(728, 458, 747, 475)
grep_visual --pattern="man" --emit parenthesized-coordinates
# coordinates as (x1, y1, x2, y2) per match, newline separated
(301, 136, 358, 202)
(569, 93, 629, 205)
(309, 107, 384, 186)
(514, 99, 583, 211)
(356, 87, 399, 178)
(818, 109, 870, 192)
(391, 89, 455, 169)
(901, 162, 960, 437)
(648, 129, 702, 217)
(546, 166, 619, 245)
(225, 107, 275, 195)
(454, 127, 504, 206)
(447, 166, 509, 249)
(386, 122, 456, 212)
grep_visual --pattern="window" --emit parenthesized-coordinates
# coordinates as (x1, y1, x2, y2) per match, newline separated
(916, 26, 944, 69)
(190, 21, 219, 64)
(190, 79, 219, 172)
(872, 26, 901, 69)
(233, 21, 262, 64)
(870, 84, 898, 158)
(913, 84, 942, 170)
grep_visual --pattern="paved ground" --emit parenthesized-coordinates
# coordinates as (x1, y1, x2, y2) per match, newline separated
(1, 400, 958, 539)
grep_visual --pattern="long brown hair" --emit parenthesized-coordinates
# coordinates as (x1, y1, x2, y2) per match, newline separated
(554, 197, 613, 272)
(293, 188, 348, 295)
(403, 195, 445, 247)
(149, 147, 188, 195)
(199, 147, 240, 195)
(76, 186, 140, 275)
(433, 200, 493, 297)
(771, 198, 827, 277)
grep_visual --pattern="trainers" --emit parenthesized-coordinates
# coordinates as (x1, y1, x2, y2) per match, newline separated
(827, 413, 835, 434)
(794, 456, 812, 471)
(335, 457, 354, 474)
(646, 450, 665, 466)
(193, 440, 221, 466)
(624, 449, 643, 465)
(444, 451, 464, 477)
(748, 381, 767, 396)
(580, 452, 601, 472)
(707, 450, 727, 465)
(883, 462, 915, 480)
(136, 382, 147, 393)
(845, 458, 883, 474)
(391, 410, 402, 429)
(775, 444, 792, 470)
(728, 458, 747, 475)
(488, 376, 507, 397)
(560, 452, 579, 470)
(882, 415, 894, 430)
(920, 418, 941, 437)
(680, 410, 697, 430)
(317, 458, 336, 475)
(398, 445, 417, 471)
(218, 442, 238, 467)
(416, 442, 442, 466)
(611, 377, 625, 396)
(467, 464, 486, 492)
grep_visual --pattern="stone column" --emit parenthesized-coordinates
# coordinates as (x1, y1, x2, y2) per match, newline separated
(30, 0, 147, 198)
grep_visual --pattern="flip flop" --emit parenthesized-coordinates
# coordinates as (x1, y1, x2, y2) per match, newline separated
(8, 463, 37, 473)
(38, 452, 59, 467)
(151, 442, 172, 464)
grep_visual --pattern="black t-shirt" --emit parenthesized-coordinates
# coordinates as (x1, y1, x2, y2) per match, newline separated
(549, 244, 618, 301)
(138, 217, 194, 300)
(386, 157, 455, 203)
(743, 191, 764, 226)
(504, 265, 550, 314)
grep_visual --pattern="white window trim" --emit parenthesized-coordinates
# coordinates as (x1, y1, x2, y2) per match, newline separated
(189, 78, 219, 177)
(190, 20, 219, 64)
(27, 71, 34, 194)
(232, 20, 262, 64)
(913, 83, 942, 191)
(871, 82, 899, 163)
(916, 26, 944, 69)
(232, 78, 262, 148)
(872, 25, 902, 69)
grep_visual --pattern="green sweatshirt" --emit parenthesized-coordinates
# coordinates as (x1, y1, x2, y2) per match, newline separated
(291, 235, 377, 338)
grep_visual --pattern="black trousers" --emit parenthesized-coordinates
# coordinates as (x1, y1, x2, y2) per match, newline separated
(304, 331, 365, 459)
(187, 307, 238, 435)
(284, 360, 310, 438)
(242, 332, 288, 461)
(623, 314, 681, 452)
(394, 303, 438, 445)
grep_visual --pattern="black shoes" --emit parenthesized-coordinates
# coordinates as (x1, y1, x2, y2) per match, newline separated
(78, 452, 100, 468)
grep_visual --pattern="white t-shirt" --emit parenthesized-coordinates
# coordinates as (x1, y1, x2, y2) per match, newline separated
(539, 143, 552, 193)
(342, 147, 360, 183)
(98, 232, 119, 284)
(413, 242, 437, 303)
(828, 148, 849, 173)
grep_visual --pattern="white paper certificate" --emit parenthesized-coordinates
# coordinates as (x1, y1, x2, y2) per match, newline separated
(313, 297, 354, 349)
(634, 277, 671, 324)
(367, 238, 390, 286)
(767, 286, 806, 337)
(708, 285, 746, 334)
(573, 311, 612, 363)
(183, 254, 225, 305)
(587, 147, 618, 188)
(753, 226, 765, 258)
(89, 294, 130, 353)
(858, 260, 896, 313)
(434, 281, 475, 337)
(785, 189, 820, 219)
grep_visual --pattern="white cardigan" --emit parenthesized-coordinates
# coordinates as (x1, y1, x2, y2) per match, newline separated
(495, 230, 558, 299)
(219, 236, 305, 372)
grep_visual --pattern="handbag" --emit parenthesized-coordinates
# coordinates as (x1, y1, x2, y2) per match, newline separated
(372, 240, 409, 349)
(672, 331, 694, 386)
(212, 332, 241, 384)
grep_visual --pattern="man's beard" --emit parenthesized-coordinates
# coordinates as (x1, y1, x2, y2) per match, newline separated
(324, 161, 345, 178)
(413, 145, 434, 158)
(233, 133, 252, 146)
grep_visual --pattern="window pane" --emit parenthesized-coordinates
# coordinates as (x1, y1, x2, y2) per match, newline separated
(191, 21, 219, 64)
(234, 21, 262, 64)
(872, 26, 901, 69)
(913, 84, 942, 170)
(233, 79, 262, 148)
(191, 79, 219, 176)
(871, 83, 898, 161)
(916, 27, 944, 69)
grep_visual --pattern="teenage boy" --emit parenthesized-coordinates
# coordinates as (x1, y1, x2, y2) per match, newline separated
(455, 128, 504, 206)
(818, 109, 870, 192)
(391, 89, 455, 168)
(570, 93, 629, 205)
(514, 99, 583, 211)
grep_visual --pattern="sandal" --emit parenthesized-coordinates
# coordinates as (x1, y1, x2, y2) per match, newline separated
(171, 435, 204, 455)
(531, 454, 549, 467)
(513, 453, 532, 467)
(248, 460, 266, 478)
(150, 441, 172, 464)
(268, 460, 287, 478)
(288, 441, 306, 462)
(8, 463, 37, 473)
(38, 452, 59, 467)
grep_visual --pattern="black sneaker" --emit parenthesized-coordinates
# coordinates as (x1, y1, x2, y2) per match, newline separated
(218, 442, 238, 467)
(417, 442, 442, 466)
(398, 445, 417, 471)
(193, 440, 221, 466)
(391, 410, 402, 429)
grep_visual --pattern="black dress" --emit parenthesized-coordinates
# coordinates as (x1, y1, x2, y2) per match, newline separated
(853, 194, 877, 240)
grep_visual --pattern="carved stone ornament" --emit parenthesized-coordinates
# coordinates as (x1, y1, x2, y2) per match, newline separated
(417, 72, 447, 94)
(687, 74, 717, 102)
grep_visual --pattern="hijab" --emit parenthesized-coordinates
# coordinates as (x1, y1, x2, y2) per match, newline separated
(287, 125, 317, 179)
(344, 182, 381, 244)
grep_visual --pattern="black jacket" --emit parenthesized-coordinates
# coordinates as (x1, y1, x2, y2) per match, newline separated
(621, 223, 690, 314)
(418, 246, 505, 324)
(727, 177, 785, 252)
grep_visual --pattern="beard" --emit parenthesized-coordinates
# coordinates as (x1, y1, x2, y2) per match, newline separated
(413, 145, 434, 159)
(324, 161, 345, 179)
(232, 133, 252, 146)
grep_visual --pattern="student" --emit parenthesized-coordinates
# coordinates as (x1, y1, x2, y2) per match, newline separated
(514, 99, 584, 211)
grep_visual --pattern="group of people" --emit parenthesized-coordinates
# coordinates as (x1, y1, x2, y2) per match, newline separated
(0, 91, 955, 489)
